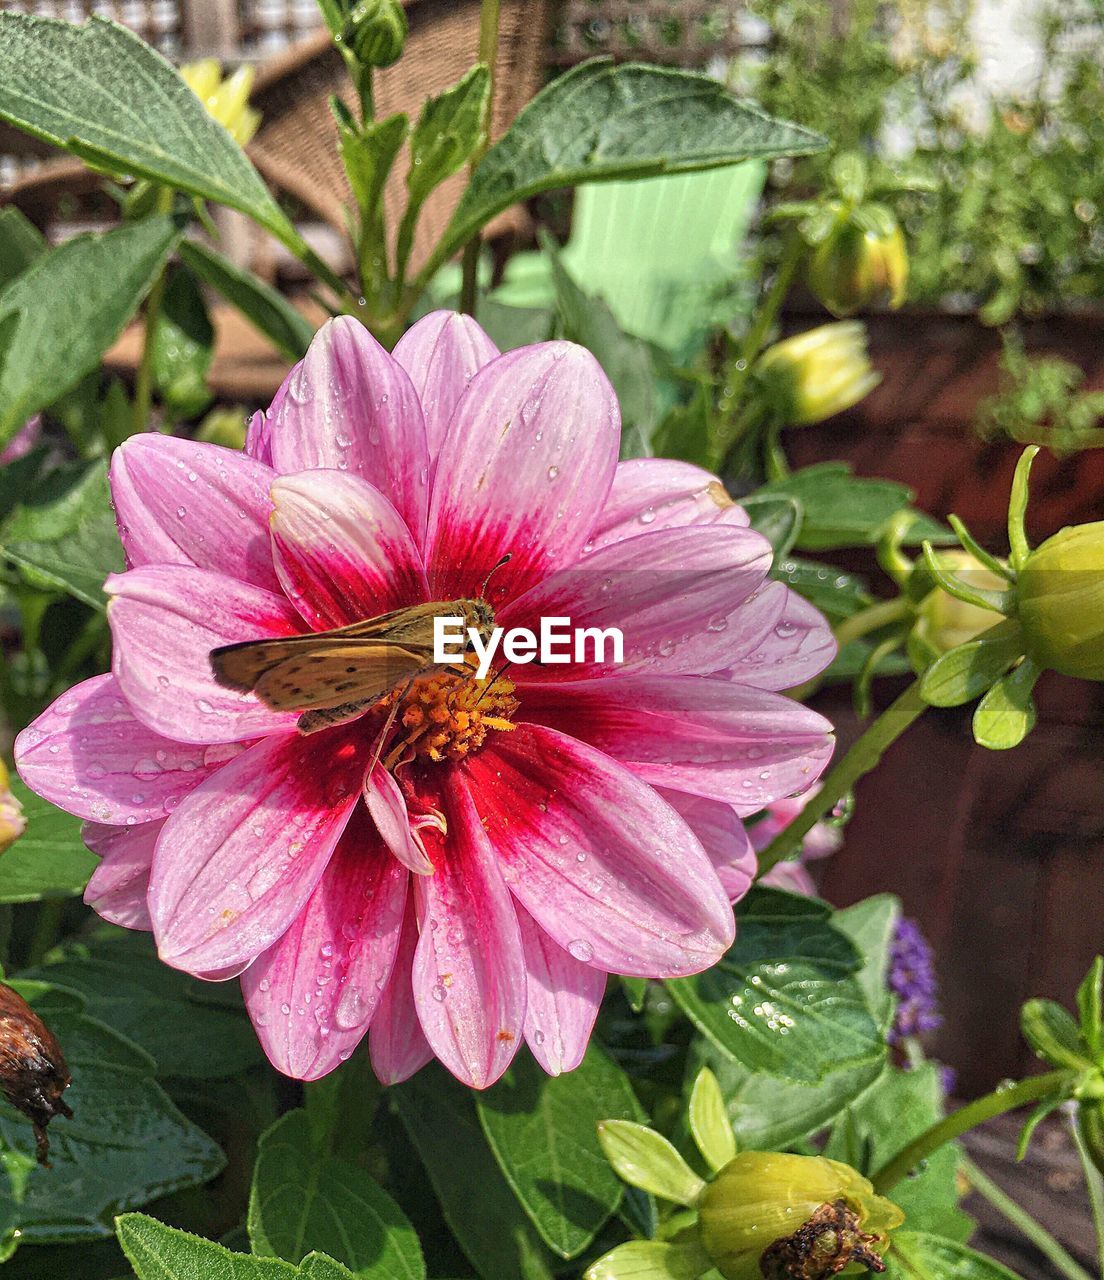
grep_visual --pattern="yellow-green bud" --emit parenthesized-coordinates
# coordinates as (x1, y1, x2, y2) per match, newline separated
(347, 0, 408, 67)
(809, 215, 908, 318)
(180, 60, 261, 146)
(910, 550, 1007, 668)
(195, 407, 248, 451)
(1017, 521, 1104, 680)
(0, 762, 26, 856)
(698, 1152, 903, 1280)
(755, 322, 881, 427)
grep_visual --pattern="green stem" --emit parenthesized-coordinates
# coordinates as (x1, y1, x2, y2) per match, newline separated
(27, 900, 65, 967)
(132, 188, 174, 436)
(1071, 1110, 1104, 1278)
(712, 235, 805, 463)
(757, 679, 929, 875)
(871, 1071, 1073, 1193)
(832, 597, 913, 651)
(459, 0, 502, 318)
(959, 1154, 1094, 1280)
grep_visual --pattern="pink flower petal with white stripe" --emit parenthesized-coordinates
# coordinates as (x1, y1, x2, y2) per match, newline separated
(106, 565, 303, 744)
(657, 789, 755, 904)
(722, 587, 837, 690)
(83, 819, 161, 930)
(110, 434, 280, 591)
(14, 674, 231, 825)
(265, 317, 429, 541)
(269, 471, 429, 630)
(411, 768, 526, 1089)
(149, 729, 363, 975)
(363, 762, 433, 875)
(393, 310, 500, 465)
(426, 342, 619, 602)
(465, 724, 733, 977)
(501, 524, 774, 681)
(241, 807, 408, 1080)
(517, 904, 605, 1076)
(371, 899, 433, 1085)
(518, 675, 834, 808)
(587, 458, 749, 553)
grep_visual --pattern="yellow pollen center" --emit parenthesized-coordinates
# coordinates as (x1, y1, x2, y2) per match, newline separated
(382, 667, 518, 764)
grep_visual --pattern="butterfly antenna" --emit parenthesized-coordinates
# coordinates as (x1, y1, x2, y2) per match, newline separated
(479, 553, 512, 599)
(366, 678, 414, 777)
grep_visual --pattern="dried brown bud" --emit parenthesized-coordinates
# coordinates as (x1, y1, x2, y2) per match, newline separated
(0, 983, 72, 1166)
(759, 1201, 887, 1280)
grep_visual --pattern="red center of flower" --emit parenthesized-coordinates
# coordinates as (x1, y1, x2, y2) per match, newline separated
(380, 667, 518, 765)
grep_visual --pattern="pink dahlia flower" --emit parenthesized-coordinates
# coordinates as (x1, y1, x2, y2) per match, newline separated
(15, 314, 836, 1087)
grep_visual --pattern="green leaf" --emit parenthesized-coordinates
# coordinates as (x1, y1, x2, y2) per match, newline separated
(1020, 999, 1092, 1072)
(117, 1214, 298, 1279)
(0, 207, 45, 291)
(394, 1063, 556, 1280)
(883, 1230, 1026, 1280)
(687, 1069, 735, 1173)
(0, 459, 124, 607)
(594, 1121, 704, 1206)
(248, 1109, 424, 1279)
(1078, 957, 1103, 1062)
(544, 239, 656, 457)
(824, 1065, 973, 1242)
(0, 777, 97, 903)
(585, 1239, 712, 1280)
(831, 895, 901, 1030)
(972, 658, 1040, 749)
(152, 266, 213, 418)
(741, 494, 802, 560)
(0, 14, 295, 244)
(667, 887, 883, 1083)
(772, 557, 874, 621)
(476, 1044, 642, 1258)
(436, 60, 825, 269)
(300, 1255, 360, 1280)
(398, 66, 489, 275)
(754, 464, 948, 552)
(179, 240, 314, 363)
(339, 112, 409, 223)
(0, 216, 180, 444)
(0, 991, 225, 1245)
(24, 931, 262, 1079)
(919, 620, 1026, 708)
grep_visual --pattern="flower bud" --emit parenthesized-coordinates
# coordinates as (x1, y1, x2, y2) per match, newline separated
(0, 415, 42, 467)
(910, 550, 1008, 667)
(181, 60, 261, 146)
(0, 982, 72, 1165)
(1017, 522, 1104, 680)
(698, 1152, 903, 1280)
(0, 761, 26, 855)
(755, 322, 880, 427)
(808, 214, 908, 318)
(195, 407, 248, 451)
(346, 0, 408, 68)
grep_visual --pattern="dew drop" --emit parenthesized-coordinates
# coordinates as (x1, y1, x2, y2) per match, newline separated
(567, 939, 593, 962)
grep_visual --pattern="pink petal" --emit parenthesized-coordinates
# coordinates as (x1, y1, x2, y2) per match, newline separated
(588, 458, 749, 553)
(760, 859, 817, 896)
(411, 768, 526, 1089)
(518, 675, 834, 809)
(370, 898, 433, 1085)
(721, 587, 837, 691)
(501, 524, 774, 681)
(465, 724, 733, 978)
(106, 565, 303, 744)
(241, 806, 408, 1081)
(149, 729, 363, 974)
(245, 409, 273, 464)
(83, 819, 160, 930)
(657, 789, 755, 904)
(14, 674, 234, 825)
(110, 434, 280, 591)
(269, 470, 429, 631)
(517, 904, 605, 1076)
(425, 342, 619, 603)
(363, 763, 433, 875)
(265, 317, 429, 543)
(392, 310, 500, 467)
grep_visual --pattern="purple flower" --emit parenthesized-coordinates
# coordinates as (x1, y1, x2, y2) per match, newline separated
(887, 916, 942, 1044)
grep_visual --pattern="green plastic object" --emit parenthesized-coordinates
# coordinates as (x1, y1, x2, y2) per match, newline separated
(494, 161, 766, 356)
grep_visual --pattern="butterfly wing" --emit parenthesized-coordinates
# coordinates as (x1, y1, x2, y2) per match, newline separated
(211, 634, 431, 712)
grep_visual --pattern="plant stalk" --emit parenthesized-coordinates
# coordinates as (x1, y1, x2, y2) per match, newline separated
(131, 187, 175, 435)
(832, 597, 913, 651)
(459, 0, 502, 317)
(871, 1070, 1073, 1193)
(959, 1154, 1094, 1280)
(1070, 1109, 1104, 1279)
(756, 678, 929, 875)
